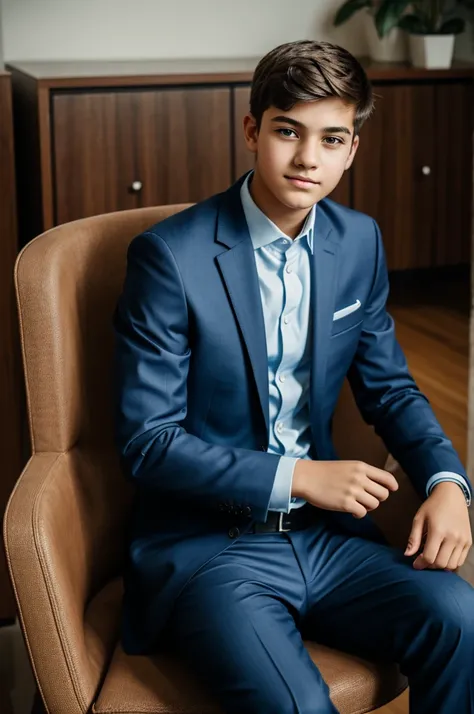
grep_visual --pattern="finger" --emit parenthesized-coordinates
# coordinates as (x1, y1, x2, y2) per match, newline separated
(350, 500, 368, 520)
(356, 491, 380, 513)
(405, 515, 425, 556)
(421, 530, 444, 567)
(364, 478, 390, 503)
(413, 554, 429, 570)
(431, 539, 456, 570)
(365, 464, 399, 491)
(445, 544, 465, 571)
(457, 543, 471, 568)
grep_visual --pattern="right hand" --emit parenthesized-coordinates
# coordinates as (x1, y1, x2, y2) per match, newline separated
(292, 460, 399, 519)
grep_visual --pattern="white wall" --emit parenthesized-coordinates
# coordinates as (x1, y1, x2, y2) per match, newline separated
(0, 0, 367, 62)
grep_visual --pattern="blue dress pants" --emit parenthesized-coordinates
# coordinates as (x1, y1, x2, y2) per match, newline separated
(162, 515, 474, 714)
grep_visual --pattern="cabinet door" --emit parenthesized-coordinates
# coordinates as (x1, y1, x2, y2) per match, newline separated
(53, 91, 140, 224)
(433, 82, 472, 266)
(232, 86, 350, 205)
(53, 87, 232, 224)
(135, 87, 231, 206)
(353, 84, 437, 271)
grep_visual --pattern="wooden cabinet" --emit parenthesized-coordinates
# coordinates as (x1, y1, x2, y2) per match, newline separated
(353, 81, 473, 270)
(53, 87, 232, 224)
(0, 71, 22, 622)
(8, 59, 474, 271)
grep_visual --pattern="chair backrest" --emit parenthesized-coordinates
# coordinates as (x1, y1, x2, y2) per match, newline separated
(6, 205, 191, 713)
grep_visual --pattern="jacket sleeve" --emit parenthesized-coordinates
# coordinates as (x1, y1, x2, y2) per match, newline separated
(347, 220, 471, 502)
(113, 230, 279, 521)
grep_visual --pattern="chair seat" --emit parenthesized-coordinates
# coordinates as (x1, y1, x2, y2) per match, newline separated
(91, 584, 407, 714)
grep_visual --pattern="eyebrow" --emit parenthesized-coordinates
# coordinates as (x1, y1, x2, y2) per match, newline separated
(271, 115, 352, 135)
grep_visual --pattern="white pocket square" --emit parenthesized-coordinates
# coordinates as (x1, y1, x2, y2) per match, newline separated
(333, 299, 361, 321)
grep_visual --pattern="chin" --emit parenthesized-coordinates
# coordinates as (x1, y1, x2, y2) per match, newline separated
(279, 193, 319, 211)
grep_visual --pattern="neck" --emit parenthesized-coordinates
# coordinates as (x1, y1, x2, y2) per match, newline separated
(249, 171, 311, 239)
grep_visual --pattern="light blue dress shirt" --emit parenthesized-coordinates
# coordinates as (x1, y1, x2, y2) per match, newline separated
(240, 173, 471, 512)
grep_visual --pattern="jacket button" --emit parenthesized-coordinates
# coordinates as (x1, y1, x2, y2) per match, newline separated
(260, 446, 267, 452)
(244, 506, 252, 516)
(228, 527, 240, 539)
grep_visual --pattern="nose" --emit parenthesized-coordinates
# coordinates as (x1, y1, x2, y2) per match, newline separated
(293, 138, 320, 170)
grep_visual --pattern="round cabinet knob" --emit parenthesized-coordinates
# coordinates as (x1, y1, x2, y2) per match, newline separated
(130, 180, 143, 192)
(421, 166, 431, 176)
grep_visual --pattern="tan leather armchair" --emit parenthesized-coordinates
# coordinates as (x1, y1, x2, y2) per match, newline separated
(4, 205, 423, 714)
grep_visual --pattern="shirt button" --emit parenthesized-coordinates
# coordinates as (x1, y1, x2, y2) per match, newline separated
(276, 422, 283, 433)
(285, 265, 292, 274)
(279, 374, 286, 383)
(283, 316, 290, 325)
(282, 239, 288, 245)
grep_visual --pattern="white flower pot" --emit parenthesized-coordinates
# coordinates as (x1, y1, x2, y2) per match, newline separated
(409, 34, 455, 69)
(364, 9, 408, 62)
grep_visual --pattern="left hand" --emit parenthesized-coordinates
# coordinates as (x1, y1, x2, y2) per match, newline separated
(405, 482, 472, 570)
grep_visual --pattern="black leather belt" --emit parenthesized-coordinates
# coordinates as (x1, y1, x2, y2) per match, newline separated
(250, 504, 314, 534)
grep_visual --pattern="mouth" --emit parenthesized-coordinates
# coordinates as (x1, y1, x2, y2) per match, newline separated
(285, 175, 320, 188)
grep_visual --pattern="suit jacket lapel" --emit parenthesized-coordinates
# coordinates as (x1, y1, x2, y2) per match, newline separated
(215, 178, 270, 434)
(310, 207, 339, 430)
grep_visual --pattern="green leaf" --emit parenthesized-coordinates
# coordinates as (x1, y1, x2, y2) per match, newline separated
(374, 0, 412, 37)
(398, 13, 429, 34)
(439, 17, 466, 33)
(334, 0, 372, 26)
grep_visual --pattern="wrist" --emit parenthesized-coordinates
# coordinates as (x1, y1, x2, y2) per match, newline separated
(291, 460, 310, 499)
(431, 480, 470, 504)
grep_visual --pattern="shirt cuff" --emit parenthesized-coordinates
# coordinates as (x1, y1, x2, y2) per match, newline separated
(268, 456, 299, 513)
(426, 472, 471, 506)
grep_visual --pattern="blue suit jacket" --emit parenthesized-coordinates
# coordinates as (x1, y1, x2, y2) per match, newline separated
(113, 173, 469, 655)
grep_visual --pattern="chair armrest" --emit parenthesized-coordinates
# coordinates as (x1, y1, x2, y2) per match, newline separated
(3, 449, 130, 714)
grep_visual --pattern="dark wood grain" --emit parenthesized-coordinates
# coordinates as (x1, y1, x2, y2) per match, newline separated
(53, 87, 231, 223)
(0, 73, 22, 619)
(53, 92, 139, 223)
(433, 81, 473, 266)
(353, 84, 437, 270)
(233, 85, 253, 180)
(10, 70, 44, 247)
(135, 87, 231, 206)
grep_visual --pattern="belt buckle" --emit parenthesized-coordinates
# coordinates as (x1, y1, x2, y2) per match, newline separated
(278, 512, 291, 532)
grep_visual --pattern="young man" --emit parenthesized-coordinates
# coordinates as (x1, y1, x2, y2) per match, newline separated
(113, 41, 474, 714)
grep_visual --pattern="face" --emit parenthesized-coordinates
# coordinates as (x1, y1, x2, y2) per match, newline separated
(243, 97, 359, 231)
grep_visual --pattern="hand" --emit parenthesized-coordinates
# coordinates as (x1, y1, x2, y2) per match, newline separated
(405, 482, 472, 571)
(292, 460, 399, 519)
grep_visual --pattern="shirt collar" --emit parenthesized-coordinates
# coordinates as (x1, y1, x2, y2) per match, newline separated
(240, 171, 315, 253)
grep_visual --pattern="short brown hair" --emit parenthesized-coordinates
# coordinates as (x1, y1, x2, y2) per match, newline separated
(250, 40, 374, 136)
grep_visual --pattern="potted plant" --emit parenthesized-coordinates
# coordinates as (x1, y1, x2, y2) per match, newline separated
(334, 0, 409, 62)
(334, 1, 474, 68)
(398, 0, 474, 68)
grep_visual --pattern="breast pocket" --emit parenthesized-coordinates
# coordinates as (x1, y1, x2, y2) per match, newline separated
(331, 299, 363, 337)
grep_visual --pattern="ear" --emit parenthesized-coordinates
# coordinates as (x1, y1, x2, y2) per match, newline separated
(344, 133, 359, 171)
(243, 113, 259, 154)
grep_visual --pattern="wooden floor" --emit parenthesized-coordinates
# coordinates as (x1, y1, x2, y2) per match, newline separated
(372, 267, 470, 714)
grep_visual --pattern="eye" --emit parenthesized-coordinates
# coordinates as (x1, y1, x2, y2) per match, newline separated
(323, 136, 344, 146)
(276, 128, 298, 138)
